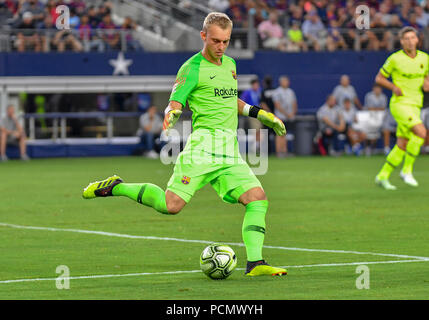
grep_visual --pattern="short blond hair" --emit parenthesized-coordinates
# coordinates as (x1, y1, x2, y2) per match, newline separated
(202, 12, 233, 32)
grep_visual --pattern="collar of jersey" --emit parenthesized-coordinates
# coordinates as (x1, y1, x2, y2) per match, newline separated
(402, 49, 419, 59)
(200, 51, 223, 66)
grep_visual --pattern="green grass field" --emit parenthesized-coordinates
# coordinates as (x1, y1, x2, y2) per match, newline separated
(0, 155, 428, 300)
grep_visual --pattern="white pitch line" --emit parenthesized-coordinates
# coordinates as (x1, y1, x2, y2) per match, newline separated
(0, 269, 202, 284)
(0, 259, 426, 285)
(260, 244, 429, 261)
(281, 259, 427, 269)
(1, 222, 428, 261)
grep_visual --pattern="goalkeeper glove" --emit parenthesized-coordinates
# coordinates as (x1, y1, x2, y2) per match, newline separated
(244, 104, 286, 136)
(163, 107, 182, 135)
(257, 109, 286, 136)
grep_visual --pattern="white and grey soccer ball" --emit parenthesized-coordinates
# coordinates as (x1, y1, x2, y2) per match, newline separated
(200, 243, 237, 280)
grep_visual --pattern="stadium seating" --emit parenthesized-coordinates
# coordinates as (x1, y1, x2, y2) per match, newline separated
(1, 1, 429, 158)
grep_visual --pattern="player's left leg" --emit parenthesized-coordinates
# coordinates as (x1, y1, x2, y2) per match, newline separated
(400, 123, 426, 187)
(212, 162, 287, 277)
(238, 187, 267, 264)
(376, 137, 407, 190)
(376, 105, 418, 190)
(238, 187, 287, 277)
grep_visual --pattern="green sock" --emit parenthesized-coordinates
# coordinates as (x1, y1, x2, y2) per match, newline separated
(112, 183, 169, 214)
(377, 145, 405, 180)
(242, 200, 268, 262)
(402, 134, 424, 174)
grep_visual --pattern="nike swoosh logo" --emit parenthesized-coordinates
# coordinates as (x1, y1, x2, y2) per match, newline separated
(222, 96, 235, 99)
(210, 75, 216, 79)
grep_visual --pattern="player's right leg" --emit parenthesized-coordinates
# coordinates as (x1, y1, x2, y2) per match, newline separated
(378, 104, 425, 189)
(82, 175, 186, 215)
(375, 138, 407, 190)
(376, 106, 412, 190)
(82, 145, 204, 215)
(165, 190, 186, 214)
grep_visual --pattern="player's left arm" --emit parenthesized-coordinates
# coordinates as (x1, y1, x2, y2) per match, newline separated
(237, 98, 286, 136)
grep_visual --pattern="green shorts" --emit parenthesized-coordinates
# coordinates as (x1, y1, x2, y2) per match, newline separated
(390, 104, 422, 139)
(166, 150, 262, 204)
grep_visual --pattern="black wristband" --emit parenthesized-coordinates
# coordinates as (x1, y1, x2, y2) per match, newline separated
(249, 105, 261, 118)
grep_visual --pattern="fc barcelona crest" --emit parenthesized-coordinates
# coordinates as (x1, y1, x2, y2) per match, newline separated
(231, 70, 237, 80)
(181, 176, 191, 185)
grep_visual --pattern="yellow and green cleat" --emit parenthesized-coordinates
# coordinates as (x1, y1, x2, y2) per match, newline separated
(82, 175, 123, 199)
(245, 260, 287, 277)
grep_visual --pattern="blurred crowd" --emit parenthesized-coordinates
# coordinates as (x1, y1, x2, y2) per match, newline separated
(239, 73, 429, 157)
(0, 0, 143, 52)
(4, 0, 429, 53)
(209, 0, 429, 51)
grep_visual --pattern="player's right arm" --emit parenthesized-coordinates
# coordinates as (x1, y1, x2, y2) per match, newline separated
(375, 71, 403, 96)
(164, 59, 198, 134)
(163, 101, 183, 133)
(375, 54, 403, 96)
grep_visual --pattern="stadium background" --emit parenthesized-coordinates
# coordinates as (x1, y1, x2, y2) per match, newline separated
(1, 0, 429, 301)
(2, 0, 429, 158)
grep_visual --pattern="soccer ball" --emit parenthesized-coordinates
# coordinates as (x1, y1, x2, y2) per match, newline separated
(200, 243, 237, 280)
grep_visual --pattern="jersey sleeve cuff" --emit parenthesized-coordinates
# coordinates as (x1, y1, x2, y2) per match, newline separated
(380, 67, 390, 77)
(168, 98, 185, 107)
(242, 103, 251, 116)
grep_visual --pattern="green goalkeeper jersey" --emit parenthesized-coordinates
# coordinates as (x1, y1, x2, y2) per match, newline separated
(169, 52, 240, 157)
(380, 49, 429, 108)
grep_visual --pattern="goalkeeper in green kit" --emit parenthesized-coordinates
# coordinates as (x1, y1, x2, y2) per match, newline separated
(375, 27, 429, 190)
(82, 12, 287, 277)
